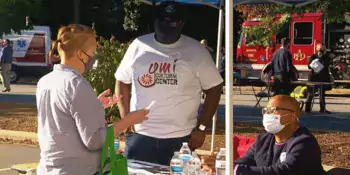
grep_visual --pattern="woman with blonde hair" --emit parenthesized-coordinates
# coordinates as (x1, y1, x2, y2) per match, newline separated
(36, 24, 149, 175)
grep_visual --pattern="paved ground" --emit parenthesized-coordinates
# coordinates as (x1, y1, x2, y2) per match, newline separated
(0, 144, 39, 175)
(0, 84, 350, 171)
(216, 91, 350, 132)
(1, 84, 350, 131)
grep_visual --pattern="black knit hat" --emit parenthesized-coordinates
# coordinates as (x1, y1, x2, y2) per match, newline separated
(155, 1, 187, 21)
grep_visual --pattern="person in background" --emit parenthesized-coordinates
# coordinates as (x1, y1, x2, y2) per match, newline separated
(201, 95, 326, 175)
(36, 24, 149, 175)
(271, 38, 295, 95)
(305, 44, 331, 114)
(201, 39, 214, 54)
(0, 39, 13, 92)
(110, 34, 116, 42)
(219, 47, 225, 80)
(219, 47, 225, 94)
(115, 1, 223, 166)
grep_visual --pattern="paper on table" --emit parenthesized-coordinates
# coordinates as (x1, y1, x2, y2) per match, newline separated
(128, 160, 169, 175)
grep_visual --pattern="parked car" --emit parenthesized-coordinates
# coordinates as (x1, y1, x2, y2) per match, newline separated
(0, 64, 19, 83)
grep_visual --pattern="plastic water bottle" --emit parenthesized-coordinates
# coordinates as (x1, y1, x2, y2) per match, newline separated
(170, 152, 183, 175)
(179, 142, 192, 175)
(114, 137, 120, 153)
(216, 148, 226, 175)
(190, 152, 201, 175)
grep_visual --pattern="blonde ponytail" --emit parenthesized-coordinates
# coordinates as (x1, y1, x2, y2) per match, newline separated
(49, 40, 61, 62)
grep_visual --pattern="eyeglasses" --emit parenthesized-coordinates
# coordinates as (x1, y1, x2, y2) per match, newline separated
(262, 106, 295, 114)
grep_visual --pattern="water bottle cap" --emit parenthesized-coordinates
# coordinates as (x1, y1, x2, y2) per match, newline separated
(183, 142, 188, 145)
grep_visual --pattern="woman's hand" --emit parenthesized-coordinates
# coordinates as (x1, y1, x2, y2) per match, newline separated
(125, 109, 149, 125)
(98, 89, 121, 108)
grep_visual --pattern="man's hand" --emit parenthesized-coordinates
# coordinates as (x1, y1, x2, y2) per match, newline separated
(188, 128, 206, 150)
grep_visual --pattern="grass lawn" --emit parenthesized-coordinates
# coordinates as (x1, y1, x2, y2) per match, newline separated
(0, 102, 349, 168)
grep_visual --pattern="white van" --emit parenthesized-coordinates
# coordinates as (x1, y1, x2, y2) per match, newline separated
(2, 26, 52, 82)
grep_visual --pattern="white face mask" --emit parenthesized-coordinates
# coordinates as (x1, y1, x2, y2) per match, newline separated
(263, 114, 285, 134)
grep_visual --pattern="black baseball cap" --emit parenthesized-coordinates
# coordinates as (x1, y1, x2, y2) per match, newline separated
(155, 1, 187, 21)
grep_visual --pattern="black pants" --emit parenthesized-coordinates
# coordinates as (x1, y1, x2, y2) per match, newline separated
(272, 80, 294, 96)
(305, 86, 326, 112)
(124, 133, 190, 166)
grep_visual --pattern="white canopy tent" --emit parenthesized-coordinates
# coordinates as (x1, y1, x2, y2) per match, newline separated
(140, 0, 320, 174)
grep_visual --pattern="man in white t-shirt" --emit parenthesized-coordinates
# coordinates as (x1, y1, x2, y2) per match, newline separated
(115, 1, 223, 166)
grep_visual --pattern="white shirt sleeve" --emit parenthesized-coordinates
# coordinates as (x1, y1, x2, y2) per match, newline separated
(196, 49, 223, 90)
(115, 41, 137, 84)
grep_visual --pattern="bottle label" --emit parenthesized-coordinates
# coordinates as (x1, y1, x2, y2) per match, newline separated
(114, 142, 119, 150)
(216, 160, 226, 168)
(180, 155, 192, 162)
(171, 166, 183, 172)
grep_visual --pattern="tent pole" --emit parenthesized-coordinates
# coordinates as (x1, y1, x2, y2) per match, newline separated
(225, 0, 234, 174)
(211, 4, 224, 154)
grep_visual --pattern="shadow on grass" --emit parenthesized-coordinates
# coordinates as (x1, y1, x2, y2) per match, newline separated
(0, 102, 36, 118)
(0, 94, 36, 104)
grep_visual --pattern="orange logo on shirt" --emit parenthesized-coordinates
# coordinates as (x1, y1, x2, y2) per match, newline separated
(138, 73, 156, 88)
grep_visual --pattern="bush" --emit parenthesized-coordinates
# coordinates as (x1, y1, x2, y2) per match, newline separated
(84, 37, 129, 122)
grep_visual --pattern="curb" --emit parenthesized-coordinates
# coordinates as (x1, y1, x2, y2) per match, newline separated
(0, 130, 37, 143)
(0, 130, 212, 155)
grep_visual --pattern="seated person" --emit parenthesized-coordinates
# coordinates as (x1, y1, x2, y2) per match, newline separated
(201, 95, 326, 175)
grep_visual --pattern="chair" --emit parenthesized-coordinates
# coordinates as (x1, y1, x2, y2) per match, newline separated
(233, 72, 242, 94)
(233, 136, 256, 160)
(250, 63, 274, 108)
(252, 86, 271, 108)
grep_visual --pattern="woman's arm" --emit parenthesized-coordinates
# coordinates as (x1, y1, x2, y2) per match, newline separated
(112, 109, 149, 136)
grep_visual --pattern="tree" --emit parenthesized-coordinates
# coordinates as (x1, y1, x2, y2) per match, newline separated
(236, 0, 350, 47)
(0, 0, 42, 35)
(237, 0, 350, 23)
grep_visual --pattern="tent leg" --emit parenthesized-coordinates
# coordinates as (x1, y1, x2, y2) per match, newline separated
(225, 0, 234, 174)
(211, 6, 224, 154)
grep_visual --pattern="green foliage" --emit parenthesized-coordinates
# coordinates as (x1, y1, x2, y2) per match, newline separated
(84, 37, 129, 120)
(0, 0, 42, 35)
(238, 0, 350, 47)
(242, 14, 291, 47)
(123, 0, 142, 31)
(272, 0, 350, 23)
(238, 0, 350, 23)
(85, 38, 129, 95)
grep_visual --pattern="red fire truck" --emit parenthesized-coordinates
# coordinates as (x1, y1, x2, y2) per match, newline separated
(235, 13, 350, 82)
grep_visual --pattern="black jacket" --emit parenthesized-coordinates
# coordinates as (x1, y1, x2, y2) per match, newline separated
(271, 48, 294, 82)
(235, 127, 326, 175)
(308, 53, 331, 83)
